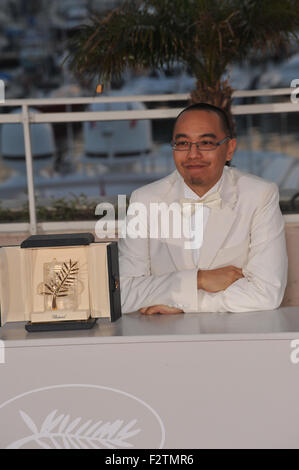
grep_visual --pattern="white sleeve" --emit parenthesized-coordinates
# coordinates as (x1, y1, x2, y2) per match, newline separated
(118, 192, 198, 313)
(196, 184, 288, 312)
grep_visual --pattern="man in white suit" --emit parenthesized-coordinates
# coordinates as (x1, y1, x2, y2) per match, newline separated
(118, 103, 288, 314)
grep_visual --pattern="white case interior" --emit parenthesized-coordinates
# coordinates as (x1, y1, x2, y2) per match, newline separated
(0, 242, 113, 325)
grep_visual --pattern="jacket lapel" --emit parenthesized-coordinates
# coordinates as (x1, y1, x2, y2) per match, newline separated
(198, 167, 239, 269)
(161, 168, 239, 271)
(163, 171, 196, 270)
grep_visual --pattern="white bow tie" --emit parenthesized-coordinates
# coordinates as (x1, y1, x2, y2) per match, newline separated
(179, 191, 222, 213)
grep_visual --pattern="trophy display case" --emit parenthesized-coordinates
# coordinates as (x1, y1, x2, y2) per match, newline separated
(0, 233, 121, 331)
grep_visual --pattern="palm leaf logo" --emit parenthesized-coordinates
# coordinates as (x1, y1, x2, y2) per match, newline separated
(7, 410, 141, 449)
(43, 259, 79, 310)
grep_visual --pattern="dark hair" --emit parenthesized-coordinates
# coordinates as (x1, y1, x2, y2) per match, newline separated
(174, 102, 233, 138)
(174, 102, 234, 166)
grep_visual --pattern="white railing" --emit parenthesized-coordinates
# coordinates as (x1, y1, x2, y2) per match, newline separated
(0, 88, 298, 235)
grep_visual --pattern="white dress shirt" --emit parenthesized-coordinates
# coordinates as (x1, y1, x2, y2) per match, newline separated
(183, 172, 223, 266)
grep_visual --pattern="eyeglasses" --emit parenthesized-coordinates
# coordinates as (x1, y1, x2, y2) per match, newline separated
(171, 136, 231, 152)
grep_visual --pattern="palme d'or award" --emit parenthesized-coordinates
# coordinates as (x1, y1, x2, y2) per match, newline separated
(41, 258, 79, 311)
(0, 233, 121, 332)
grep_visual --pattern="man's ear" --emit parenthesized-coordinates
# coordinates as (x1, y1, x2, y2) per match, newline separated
(226, 138, 237, 162)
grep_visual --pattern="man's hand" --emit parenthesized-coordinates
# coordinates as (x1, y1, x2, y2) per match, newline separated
(139, 305, 184, 315)
(197, 266, 244, 292)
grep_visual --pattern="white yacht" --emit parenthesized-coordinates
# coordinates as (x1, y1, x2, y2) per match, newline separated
(0, 107, 56, 173)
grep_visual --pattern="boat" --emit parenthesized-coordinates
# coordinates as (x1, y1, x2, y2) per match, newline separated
(256, 53, 299, 90)
(115, 62, 196, 96)
(50, 0, 89, 35)
(0, 107, 56, 173)
(82, 100, 153, 166)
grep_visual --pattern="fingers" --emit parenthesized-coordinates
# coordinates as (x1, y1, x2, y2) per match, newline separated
(140, 306, 159, 315)
(228, 266, 244, 280)
(234, 267, 244, 278)
(228, 265, 243, 273)
(140, 305, 163, 315)
(139, 305, 184, 315)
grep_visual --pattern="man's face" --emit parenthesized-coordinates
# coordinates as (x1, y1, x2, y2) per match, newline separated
(172, 110, 236, 195)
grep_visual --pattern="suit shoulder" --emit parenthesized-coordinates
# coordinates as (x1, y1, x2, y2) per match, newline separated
(231, 167, 278, 197)
(130, 170, 179, 202)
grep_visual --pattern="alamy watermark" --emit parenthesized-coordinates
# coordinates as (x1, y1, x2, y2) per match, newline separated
(290, 339, 299, 364)
(0, 80, 5, 104)
(95, 195, 204, 249)
(290, 79, 299, 104)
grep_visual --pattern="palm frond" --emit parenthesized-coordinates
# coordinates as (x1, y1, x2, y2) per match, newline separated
(67, 0, 299, 109)
(42, 259, 79, 310)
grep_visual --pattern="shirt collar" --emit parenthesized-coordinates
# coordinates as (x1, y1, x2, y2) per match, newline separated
(183, 170, 224, 200)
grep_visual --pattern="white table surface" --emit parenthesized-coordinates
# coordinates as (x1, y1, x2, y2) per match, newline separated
(1, 306, 299, 347)
(1, 307, 299, 448)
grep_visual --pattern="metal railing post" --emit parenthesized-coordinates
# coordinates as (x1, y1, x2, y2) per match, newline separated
(22, 104, 37, 234)
(246, 113, 254, 174)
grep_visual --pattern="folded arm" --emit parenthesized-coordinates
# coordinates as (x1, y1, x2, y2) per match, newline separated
(119, 243, 198, 313)
(118, 191, 199, 313)
(196, 184, 288, 312)
(119, 184, 287, 314)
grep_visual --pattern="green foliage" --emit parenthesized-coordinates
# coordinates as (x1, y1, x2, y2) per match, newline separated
(36, 193, 99, 221)
(67, 0, 299, 129)
(0, 193, 130, 223)
(0, 194, 101, 223)
(68, 0, 299, 87)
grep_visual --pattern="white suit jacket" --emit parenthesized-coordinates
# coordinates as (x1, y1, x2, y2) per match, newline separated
(118, 166, 288, 313)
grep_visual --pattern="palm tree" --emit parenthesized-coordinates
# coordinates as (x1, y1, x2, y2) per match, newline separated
(67, 0, 299, 129)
